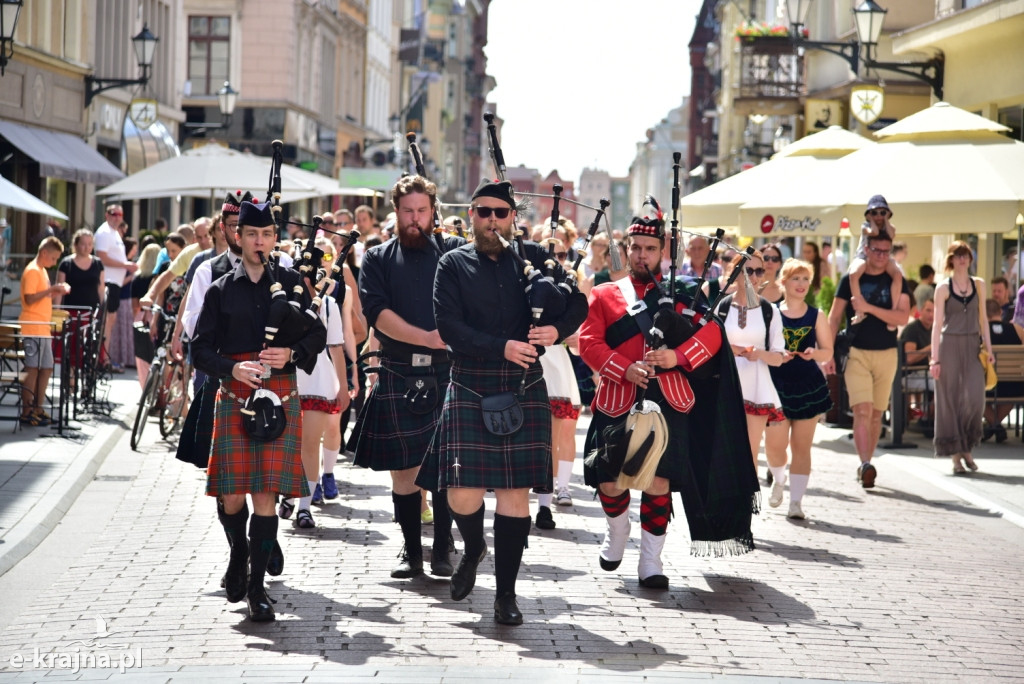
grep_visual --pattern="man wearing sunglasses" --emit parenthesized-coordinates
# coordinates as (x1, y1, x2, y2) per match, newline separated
(350, 175, 463, 584)
(417, 178, 587, 625)
(827, 230, 912, 490)
(579, 207, 756, 591)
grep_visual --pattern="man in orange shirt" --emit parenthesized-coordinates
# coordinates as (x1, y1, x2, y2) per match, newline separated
(19, 236, 69, 426)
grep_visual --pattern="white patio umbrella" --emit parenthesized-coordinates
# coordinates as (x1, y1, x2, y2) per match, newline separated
(740, 103, 1024, 237)
(0, 175, 68, 219)
(681, 126, 873, 232)
(96, 143, 339, 203)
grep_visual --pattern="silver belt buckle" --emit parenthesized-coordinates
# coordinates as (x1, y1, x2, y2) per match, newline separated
(412, 353, 432, 367)
(627, 300, 647, 315)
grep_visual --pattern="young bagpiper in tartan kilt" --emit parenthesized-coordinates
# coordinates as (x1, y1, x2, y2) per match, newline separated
(417, 179, 588, 625)
(192, 200, 326, 622)
(579, 209, 758, 590)
(349, 174, 464, 579)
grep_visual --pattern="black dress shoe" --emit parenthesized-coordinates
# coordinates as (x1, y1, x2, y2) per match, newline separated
(535, 506, 556, 530)
(494, 593, 523, 625)
(430, 548, 454, 577)
(638, 574, 669, 589)
(266, 541, 284, 577)
(246, 587, 276, 622)
(450, 546, 487, 601)
(224, 561, 248, 603)
(391, 548, 424, 579)
(599, 557, 622, 571)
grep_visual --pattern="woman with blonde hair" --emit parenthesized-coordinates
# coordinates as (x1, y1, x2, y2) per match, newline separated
(930, 241, 993, 474)
(765, 259, 833, 519)
(130, 243, 161, 388)
(716, 250, 786, 473)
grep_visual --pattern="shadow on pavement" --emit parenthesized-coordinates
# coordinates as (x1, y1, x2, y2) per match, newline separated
(867, 487, 1005, 517)
(800, 518, 903, 543)
(753, 538, 863, 568)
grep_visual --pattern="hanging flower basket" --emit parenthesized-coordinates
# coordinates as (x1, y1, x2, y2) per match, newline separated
(735, 23, 809, 41)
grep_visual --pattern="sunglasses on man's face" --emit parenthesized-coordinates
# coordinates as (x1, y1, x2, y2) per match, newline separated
(866, 246, 892, 256)
(745, 267, 765, 277)
(474, 206, 510, 219)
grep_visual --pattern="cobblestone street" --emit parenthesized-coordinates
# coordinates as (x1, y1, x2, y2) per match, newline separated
(0, 378, 1022, 681)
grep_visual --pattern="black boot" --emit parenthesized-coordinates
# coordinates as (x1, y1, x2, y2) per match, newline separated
(246, 515, 278, 622)
(267, 539, 284, 577)
(450, 503, 486, 601)
(217, 501, 249, 603)
(430, 491, 454, 577)
(493, 514, 530, 625)
(391, 491, 424, 578)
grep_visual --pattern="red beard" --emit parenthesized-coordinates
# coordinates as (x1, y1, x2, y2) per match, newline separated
(398, 225, 430, 250)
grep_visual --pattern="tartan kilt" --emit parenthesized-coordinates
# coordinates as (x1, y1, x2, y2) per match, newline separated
(417, 359, 552, 492)
(205, 353, 307, 498)
(583, 382, 688, 491)
(351, 360, 449, 472)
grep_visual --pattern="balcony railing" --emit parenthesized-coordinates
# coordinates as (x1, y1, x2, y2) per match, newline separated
(734, 37, 804, 117)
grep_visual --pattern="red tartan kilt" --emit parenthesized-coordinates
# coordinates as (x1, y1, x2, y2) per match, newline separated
(205, 353, 308, 498)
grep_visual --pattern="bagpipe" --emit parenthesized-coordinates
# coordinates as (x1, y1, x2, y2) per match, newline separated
(405, 132, 464, 247)
(236, 141, 359, 441)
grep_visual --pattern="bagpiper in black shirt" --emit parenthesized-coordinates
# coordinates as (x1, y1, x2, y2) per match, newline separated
(434, 241, 588, 361)
(359, 234, 464, 358)
(191, 260, 326, 380)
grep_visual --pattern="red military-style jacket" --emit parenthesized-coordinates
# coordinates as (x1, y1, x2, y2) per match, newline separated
(579, 274, 722, 418)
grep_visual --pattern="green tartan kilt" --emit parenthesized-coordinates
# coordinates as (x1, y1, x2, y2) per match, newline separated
(205, 354, 307, 499)
(351, 360, 449, 472)
(417, 359, 552, 492)
(583, 382, 689, 491)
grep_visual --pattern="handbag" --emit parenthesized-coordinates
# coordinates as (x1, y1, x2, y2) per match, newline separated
(479, 391, 523, 436)
(979, 348, 997, 391)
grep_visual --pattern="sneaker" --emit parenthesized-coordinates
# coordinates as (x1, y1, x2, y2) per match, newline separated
(535, 505, 556, 530)
(787, 501, 806, 520)
(857, 462, 877, 489)
(311, 482, 324, 505)
(768, 478, 786, 508)
(555, 486, 572, 506)
(321, 473, 338, 500)
(421, 508, 434, 524)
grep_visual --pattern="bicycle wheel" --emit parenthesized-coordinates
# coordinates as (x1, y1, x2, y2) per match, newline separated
(160, 362, 187, 438)
(130, 361, 162, 450)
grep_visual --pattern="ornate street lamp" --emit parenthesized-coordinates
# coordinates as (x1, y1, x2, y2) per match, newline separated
(783, 0, 860, 74)
(85, 23, 159, 106)
(184, 81, 239, 133)
(0, 0, 23, 76)
(852, 0, 944, 100)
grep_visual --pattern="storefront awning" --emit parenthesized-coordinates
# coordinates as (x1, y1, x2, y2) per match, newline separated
(0, 120, 125, 185)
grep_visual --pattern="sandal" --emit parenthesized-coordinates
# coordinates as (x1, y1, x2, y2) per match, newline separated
(277, 498, 295, 519)
(294, 509, 315, 529)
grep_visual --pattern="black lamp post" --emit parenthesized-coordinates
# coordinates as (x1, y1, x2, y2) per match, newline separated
(184, 81, 239, 133)
(85, 23, 159, 107)
(852, 0, 944, 100)
(784, 0, 860, 74)
(0, 0, 23, 76)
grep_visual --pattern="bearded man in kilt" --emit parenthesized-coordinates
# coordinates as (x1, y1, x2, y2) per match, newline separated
(416, 179, 588, 625)
(579, 210, 757, 590)
(192, 200, 326, 622)
(349, 174, 463, 579)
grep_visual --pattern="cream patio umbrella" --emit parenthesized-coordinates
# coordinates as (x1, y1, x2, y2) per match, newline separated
(96, 143, 336, 203)
(739, 103, 1024, 238)
(680, 126, 873, 232)
(0, 175, 68, 219)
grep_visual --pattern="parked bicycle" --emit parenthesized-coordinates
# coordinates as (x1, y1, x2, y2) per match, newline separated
(130, 307, 190, 451)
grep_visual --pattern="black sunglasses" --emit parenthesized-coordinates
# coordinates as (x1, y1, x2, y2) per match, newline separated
(555, 251, 568, 260)
(474, 206, 510, 219)
(867, 209, 889, 216)
(745, 267, 765, 277)
(762, 255, 782, 263)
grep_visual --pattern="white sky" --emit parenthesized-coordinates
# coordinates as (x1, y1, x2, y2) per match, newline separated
(485, 0, 704, 184)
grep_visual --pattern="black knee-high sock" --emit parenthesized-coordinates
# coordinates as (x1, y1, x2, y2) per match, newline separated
(392, 491, 423, 557)
(494, 514, 531, 598)
(218, 500, 249, 565)
(430, 489, 453, 556)
(247, 514, 278, 592)
(451, 503, 486, 560)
